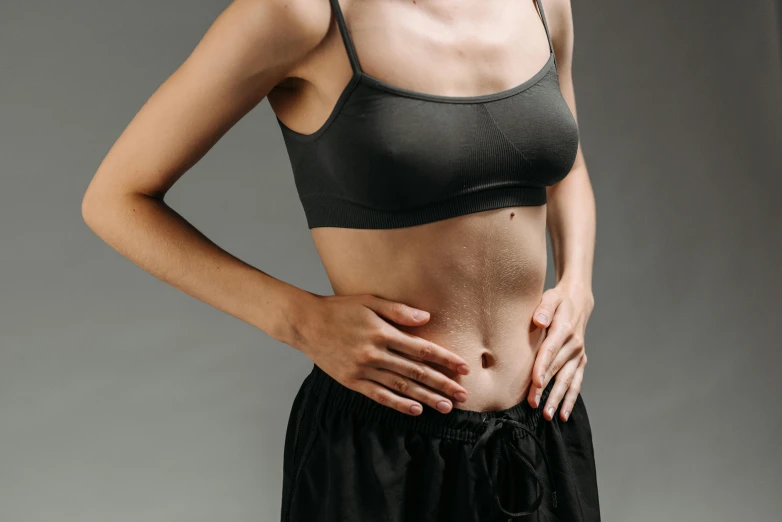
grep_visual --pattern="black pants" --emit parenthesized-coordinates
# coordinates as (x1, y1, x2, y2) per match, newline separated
(281, 363, 601, 521)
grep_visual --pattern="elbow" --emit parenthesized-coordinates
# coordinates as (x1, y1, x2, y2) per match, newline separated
(81, 166, 164, 237)
(81, 185, 104, 233)
(81, 181, 121, 237)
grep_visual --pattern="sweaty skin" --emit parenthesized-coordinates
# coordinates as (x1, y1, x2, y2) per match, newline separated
(269, 0, 564, 411)
(310, 207, 549, 411)
(82, 0, 587, 419)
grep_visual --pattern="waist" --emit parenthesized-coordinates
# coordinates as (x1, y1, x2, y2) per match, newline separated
(399, 300, 547, 411)
(304, 362, 557, 431)
(312, 205, 549, 410)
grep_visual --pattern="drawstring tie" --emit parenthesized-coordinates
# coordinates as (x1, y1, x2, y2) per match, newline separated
(469, 412, 557, 518)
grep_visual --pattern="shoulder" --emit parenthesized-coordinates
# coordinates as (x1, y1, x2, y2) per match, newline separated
(538, 0, 574, 65)
(539, 0, 574, 45)
(226, 0, 334, 55)
(193, 0, 335, 86)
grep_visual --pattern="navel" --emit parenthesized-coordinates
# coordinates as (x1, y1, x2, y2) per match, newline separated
(481, 352, 495, 368)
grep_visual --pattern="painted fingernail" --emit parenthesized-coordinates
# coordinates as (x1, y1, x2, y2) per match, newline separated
(436, 400, 451, 413)
(547, 406, 555, 417)
(410, 404, 422, 415)
(535, 313, 548, 324)
(563, 410, 570, 420)
(454, 391, 468, 402)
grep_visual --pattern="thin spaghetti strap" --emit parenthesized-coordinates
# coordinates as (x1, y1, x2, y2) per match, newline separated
(328, 0, 363, 74)
(533, 0, 556, 62)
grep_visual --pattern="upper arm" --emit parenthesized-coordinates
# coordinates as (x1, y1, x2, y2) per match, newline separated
(544, 0, 586, 171)
(84, 0, 331, 204)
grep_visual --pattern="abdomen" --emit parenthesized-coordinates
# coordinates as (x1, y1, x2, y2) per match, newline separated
(312, 204, 549, 411)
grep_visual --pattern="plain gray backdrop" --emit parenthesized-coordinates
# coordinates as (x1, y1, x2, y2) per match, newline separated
(1, 1, 781, 521)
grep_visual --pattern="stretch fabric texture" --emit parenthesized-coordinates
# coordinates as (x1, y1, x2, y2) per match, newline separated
(276, 0, 580, 229)
(281, 363, 601, 522)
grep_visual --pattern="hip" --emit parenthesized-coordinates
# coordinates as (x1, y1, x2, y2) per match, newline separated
(281, 362, 600, 522)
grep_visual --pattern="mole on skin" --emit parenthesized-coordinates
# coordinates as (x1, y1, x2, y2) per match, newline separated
(510, 212, 515, 218)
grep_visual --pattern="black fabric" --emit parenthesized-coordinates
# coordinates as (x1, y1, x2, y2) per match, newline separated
(281, 363, 601, 522)
(276, 0, 580, 229)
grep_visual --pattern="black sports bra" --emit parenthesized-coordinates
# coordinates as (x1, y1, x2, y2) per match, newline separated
(276, 0, 579, 229)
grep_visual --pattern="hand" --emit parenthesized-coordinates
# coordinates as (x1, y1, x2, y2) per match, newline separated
(290, 293, 471, 416)
(527, 283, 594, 422)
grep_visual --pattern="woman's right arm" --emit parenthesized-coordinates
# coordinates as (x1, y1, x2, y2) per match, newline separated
(82, 0, 330, 344)
(81, 0, 471, 415)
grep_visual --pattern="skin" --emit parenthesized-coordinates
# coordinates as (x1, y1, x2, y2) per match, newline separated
(82, 0, 595, 421)
(528, 0, 596, 422)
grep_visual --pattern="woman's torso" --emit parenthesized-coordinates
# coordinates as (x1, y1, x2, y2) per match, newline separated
(267, 0, 572, 410)
(311, 207, 548, 411)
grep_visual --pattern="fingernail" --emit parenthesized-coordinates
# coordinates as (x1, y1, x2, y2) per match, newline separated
(563, 410, 570, 420)
(458, 364, 469, 374)
(454, 391, 468, 402)
(436, 400, 451, 413)
(410, 404, 422, 415)
(535, 313, 548, 324)
(535, 393, 541, 405)
(412, 310, 428, 320)
(547, 406, 555, 417)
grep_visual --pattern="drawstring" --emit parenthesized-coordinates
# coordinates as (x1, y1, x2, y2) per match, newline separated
(469, 413, 557, 518)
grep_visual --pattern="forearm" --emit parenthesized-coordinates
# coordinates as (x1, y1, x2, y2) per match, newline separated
(546, 165, 596, 298)
(82, 191, 315, 348)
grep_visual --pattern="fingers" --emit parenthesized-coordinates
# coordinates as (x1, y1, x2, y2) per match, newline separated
(532, 288, 564, 329)
(375, 349, 469, 403)
(360, 295, 470, 375)
(364, 367, 459, 414)
(558, 358, 585, 422)
(361, 295, 432, 327)
(353, 379, 425, 416)
(531, 315, 576, 390)
(384, 328, 470, 376)
(541, 356, 580, 421)
(528, 324, 582, 409)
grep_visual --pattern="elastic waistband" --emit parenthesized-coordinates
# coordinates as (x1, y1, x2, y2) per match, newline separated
(306, 363, 556, 442)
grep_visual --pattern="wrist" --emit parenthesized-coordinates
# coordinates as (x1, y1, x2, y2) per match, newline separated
(271, 286, 320, 351)
(555, 279, 594, 310)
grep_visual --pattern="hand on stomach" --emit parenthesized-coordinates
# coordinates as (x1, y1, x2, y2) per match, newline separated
(308, 205, 549, 413)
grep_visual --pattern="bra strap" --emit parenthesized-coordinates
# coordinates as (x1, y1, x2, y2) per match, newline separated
(328, 0, 363, 74)
(534, 0, 556, 63)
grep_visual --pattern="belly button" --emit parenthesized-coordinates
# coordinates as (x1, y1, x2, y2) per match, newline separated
(481, 352, 493, 368)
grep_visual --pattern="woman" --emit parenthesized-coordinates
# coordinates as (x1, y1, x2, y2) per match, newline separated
(82, 0, 599, 520)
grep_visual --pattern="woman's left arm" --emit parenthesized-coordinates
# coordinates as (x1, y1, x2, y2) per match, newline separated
(527, 0, 597, 422)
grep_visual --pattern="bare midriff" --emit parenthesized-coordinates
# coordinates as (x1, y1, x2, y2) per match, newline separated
(311, 205, 549, 412)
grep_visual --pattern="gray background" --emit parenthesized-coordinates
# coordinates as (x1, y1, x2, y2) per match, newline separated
(2, 0, 781, 521)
